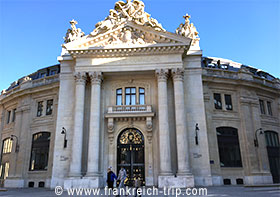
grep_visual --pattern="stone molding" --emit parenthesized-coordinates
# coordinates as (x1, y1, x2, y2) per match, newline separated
(171, 68, 184, 81)
(155, 69, 169, 82)
(74, 72, 87, 84)
(89, 71, 103, 85)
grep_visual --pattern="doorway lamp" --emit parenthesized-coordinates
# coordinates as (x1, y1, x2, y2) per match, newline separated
(254, 128, 263, 147)
(10, 134, 19, 152)
(61, 127, 68, 148)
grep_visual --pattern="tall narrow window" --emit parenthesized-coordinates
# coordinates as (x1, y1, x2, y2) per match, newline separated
(2, 138, 13, 154)
(214, 93, 222, 109)
(6, 111, 11, 124)
(225, 94, 233, 110)
(29, 132, 51, 171)
(259, 99, 265, 114)
(139, 88, 145, 105)
(217, 127, 242, 167)
(116, 88, 122, 105)
(46, 99, 53, 115)
(37, 101, 43, 117)
(267, 101, 273, 116)
(125, 87, 136, 105)
(12, 108, 16, 122)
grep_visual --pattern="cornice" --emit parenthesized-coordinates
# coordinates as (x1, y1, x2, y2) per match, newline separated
(67, 45, 187, 58)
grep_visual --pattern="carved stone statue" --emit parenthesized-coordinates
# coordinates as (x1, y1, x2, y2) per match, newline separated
(91, 0, 165, 36)
(64, 20, 85, 43)
(176, 13, 200, 48)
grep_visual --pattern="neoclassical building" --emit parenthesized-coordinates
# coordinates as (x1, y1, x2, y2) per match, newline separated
(0, 0, 279, 189)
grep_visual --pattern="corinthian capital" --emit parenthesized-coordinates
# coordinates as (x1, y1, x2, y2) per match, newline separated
(89, 71, 102, 85)
(155, 69, 169, 82)
(172, 68, 184, 81)
(74, 72, 87, 84)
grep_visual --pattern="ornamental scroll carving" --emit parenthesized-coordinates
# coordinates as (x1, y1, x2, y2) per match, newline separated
(172, 68, 184, 81)
(176, 14, 200, 48)
(89, 71, 103, 85)
(74, 72, 87, 84)
(64, 20, 85, 43)
(91, 0, 165, 36)
(155, 69, 169, 82)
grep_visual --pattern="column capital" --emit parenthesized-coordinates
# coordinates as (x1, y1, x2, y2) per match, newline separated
(89, 71, 102, 85)
(155, 69, 169, 82)
(74, 72, 87, 84)
(172, 68, 184, 81)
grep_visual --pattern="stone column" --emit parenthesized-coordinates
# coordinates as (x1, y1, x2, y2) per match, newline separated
(69, 72, 86, 177)
(172, 68, 191, 175)
(155, 69, 172, 175)
(86, 71, 102, 177)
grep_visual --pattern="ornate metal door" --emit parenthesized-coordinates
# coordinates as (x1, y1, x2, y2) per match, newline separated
(117, 128, 145, 186)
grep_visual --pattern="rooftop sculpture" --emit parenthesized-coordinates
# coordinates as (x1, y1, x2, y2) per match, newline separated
(64, 20, 85, 43)
(91, 0, 165, 36)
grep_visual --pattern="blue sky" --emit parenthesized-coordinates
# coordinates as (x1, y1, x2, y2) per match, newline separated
(0, 0, 279, 91)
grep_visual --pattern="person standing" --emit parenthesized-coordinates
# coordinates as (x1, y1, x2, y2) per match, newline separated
(117, 167, 127, 189)
(107, 167, 117, 189)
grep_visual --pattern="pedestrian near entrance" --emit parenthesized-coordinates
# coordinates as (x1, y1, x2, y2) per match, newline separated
(117, 167, 127, 189)
(134, 176, 142, 197)
(107, 167, 117, 189)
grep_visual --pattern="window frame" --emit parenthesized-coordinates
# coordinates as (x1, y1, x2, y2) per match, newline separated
(259, 99, 265, 114)
(214, 93, 222, 110)
(125, 87, 136, 105)
(267, 101, 273, 116)
(116, 88, 123, 106)
(2, 138, 13, 154)
(37, 101, 43, 117)
(224, 94, 233, 110)
(216, 127, 242, 168)
(139, 87, 145, 105)
(46, 99, 53, 116)
(29, 132, 51, 171)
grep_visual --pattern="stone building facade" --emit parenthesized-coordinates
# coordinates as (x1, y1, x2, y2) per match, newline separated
(0, 0, 279, 189)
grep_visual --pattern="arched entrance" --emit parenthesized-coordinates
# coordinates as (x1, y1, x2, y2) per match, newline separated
(117, 128, 145, 186)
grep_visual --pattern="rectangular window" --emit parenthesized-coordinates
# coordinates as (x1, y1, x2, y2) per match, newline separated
(37, 101, 43, 117)
(116, 88, 122, 105)
(12, 108, 16, 122)
(50, 70, 57, 75)
(125, 87, 136, 105)
(6, 111, 11, 124)
(46, 99, 53, 115)
(2, 138, 13, 154)
(214, 93, 222, 109)
(139, 88, 145, 105)
(259, 99, 265, 114)
(39, 72, 46, 78)
(267, 101, 272, 116)
(225, 94, 233, 110)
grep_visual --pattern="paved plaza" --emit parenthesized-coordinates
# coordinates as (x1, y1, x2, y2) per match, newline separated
(0, 186, 279, 197)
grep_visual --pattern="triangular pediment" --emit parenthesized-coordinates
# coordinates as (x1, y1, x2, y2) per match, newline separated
(64, 22, 191, 51)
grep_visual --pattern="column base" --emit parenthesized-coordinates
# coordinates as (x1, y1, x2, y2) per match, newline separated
(64, 177, 103, 189)
(4, 177, 24, 188)
(158, 175, 194, 188)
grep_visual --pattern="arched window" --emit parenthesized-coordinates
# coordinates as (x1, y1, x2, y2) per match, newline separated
(216, 127, 242, 167)
(29, 132, 51, 171)
(2, 138, 13, 154)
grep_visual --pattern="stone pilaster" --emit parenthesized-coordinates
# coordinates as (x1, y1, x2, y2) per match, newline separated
(69, 72, 86, 177)
(172, 68, 191, 175)
(155, 69, 172, 176)
(86, 72, 102, 180)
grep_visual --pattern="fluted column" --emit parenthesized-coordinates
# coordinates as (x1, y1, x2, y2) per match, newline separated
(156, 69, 172, 175)
(86, 71, 102, 177)
(69, 72, 86, 177)
(172, 68, 191, 175)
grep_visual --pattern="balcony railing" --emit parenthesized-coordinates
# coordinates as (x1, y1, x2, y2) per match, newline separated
(107, 105, 152, 113)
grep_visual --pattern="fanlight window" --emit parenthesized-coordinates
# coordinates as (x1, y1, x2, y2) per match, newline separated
(118, 129, 144, 145)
